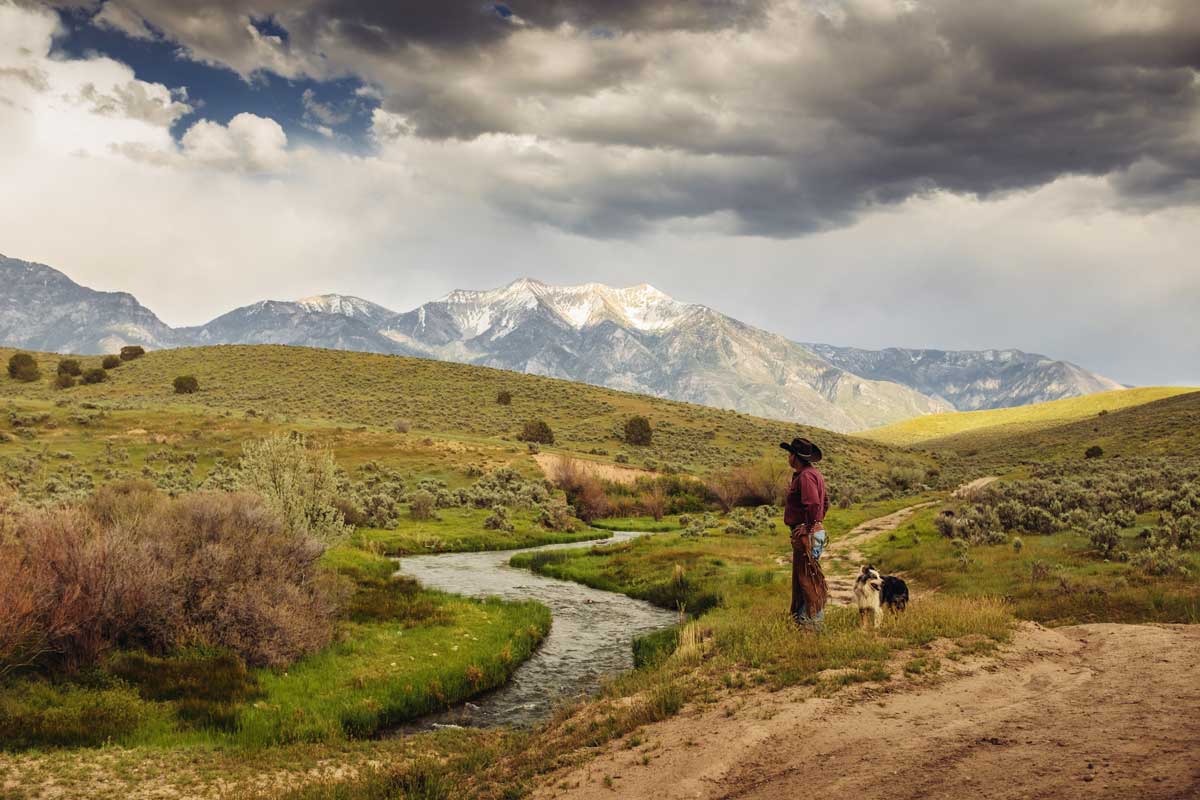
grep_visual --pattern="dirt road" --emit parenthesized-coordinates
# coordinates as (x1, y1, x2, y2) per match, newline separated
(533, 622, 1200, 799)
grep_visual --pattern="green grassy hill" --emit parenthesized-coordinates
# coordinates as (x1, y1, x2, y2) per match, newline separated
(928, 389, 1200, 465)
(0, 344, 914, 484)
(857, 387, 1194, 447)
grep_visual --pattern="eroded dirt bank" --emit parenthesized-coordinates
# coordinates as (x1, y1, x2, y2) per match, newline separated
(534, 622, 1200, 800)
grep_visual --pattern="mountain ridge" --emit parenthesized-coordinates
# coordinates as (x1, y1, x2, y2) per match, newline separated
(0, 254, 1123, 432)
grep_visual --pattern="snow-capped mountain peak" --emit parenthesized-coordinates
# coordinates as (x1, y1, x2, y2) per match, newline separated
(296, 294, 394, 322)
(437, 278, 694, 334)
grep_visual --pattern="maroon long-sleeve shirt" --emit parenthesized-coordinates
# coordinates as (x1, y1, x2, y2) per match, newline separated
(784, 466, 829, 529)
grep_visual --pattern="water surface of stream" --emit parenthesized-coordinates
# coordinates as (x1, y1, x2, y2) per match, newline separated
(393, 531, 676, 730)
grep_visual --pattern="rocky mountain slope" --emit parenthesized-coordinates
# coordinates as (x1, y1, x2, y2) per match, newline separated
(808, 344, 1125, 411)
(0, 254, 1125, 431)
(382, 279, 951, 431)
(0, 254, 176, 353)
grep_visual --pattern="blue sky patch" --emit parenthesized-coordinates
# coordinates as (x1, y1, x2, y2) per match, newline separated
(51, 6, 378, 148)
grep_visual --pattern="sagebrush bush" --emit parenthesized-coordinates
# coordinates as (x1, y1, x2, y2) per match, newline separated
(496, 390, 512, 406)
(483, 505, 514, 532)
(173, 375, 199, 394)
(53, 374, 76, 390)
(119, 346, 145, 361)
(408, 489, 437, 521)
(238, 434, 349, 545)
(101, 355, 121, 370)
(81, 368, 107, 384)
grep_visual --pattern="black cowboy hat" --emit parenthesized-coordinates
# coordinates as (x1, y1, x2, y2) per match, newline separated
(780, 437, 822, 463)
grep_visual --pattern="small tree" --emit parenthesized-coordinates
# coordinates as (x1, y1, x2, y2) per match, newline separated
(624, 416, 653, 446)
(1084, 445, 1104, 459)
(81, 368, 107, 384)
(53, 373, 76, 390)
(173, 375, 199, 394)
(101, 355, 121, 369)
(57, 359, 82, 377)
(518, 420, 554, 445)
(238, 433, 349, 546)
(7, 353, 39, 382)
(119, 346, 145, 361)
(496, 390, 512, 406)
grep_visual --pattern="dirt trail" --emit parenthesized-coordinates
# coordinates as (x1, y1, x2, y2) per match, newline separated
(533, 622, 1200, 800)
(823, 501, 936, 604)
(823, 476, 999, 603)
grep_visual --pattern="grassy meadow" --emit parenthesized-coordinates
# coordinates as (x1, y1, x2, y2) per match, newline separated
(862, 507, 1200, 625)
(2, 343, 1198, 799)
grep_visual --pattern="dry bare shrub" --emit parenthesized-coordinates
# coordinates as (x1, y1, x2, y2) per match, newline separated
(550, 457, 611, 521)
(0, 489, 339, 675)
(640, 483, 667, 521)
(146, 492, 339, 667)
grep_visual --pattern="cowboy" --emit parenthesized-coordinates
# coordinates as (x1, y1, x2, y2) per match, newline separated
(780, 437, 830, 629)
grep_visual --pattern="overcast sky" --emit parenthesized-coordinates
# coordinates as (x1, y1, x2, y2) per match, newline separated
(1, 0, 1198, 386)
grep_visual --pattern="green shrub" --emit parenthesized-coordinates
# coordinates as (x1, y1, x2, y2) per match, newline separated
(238, 434, 349, 545)
(118, 346, 145, 361)
(1084, 445, 1104, 459)
(1088, 517, 1122, 559)
(624, 416, 653, 446)
(173, 375, 199, 394)
(496, 390, 512, 405)
(483, 506, 514, 532)
(53, 373, 76, 390)
(408, 489, 437, 521)
(81, 368, 107, 384)
(101, 355, 121, 370)
(56, 359, 81, 377)
(518, 419, 555, 445)
(7, 353, 39, 382)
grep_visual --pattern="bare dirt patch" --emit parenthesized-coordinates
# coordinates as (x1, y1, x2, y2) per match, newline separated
(533, 622, 1200, 800)
(533, 453, 658, 486)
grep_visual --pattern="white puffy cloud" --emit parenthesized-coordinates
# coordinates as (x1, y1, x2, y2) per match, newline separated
(180, 113, 289, 173)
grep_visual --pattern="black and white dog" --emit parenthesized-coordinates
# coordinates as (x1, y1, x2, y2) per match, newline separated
(853, 565, 909, 629)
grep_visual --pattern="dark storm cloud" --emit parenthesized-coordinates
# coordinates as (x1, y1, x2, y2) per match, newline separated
(52, 0, 1200, 236)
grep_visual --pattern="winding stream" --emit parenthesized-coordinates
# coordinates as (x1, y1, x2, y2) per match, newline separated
(392, 531, 677, 731)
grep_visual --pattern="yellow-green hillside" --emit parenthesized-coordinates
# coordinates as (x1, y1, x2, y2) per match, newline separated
(926, 389, 1200, 464)
(856, 387, 1194, 447)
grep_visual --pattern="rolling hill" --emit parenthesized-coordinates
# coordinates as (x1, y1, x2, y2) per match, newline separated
(918, 389, 1200, 464)
(857, 387, 1196, 447)
(0, 345, 919, 487)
